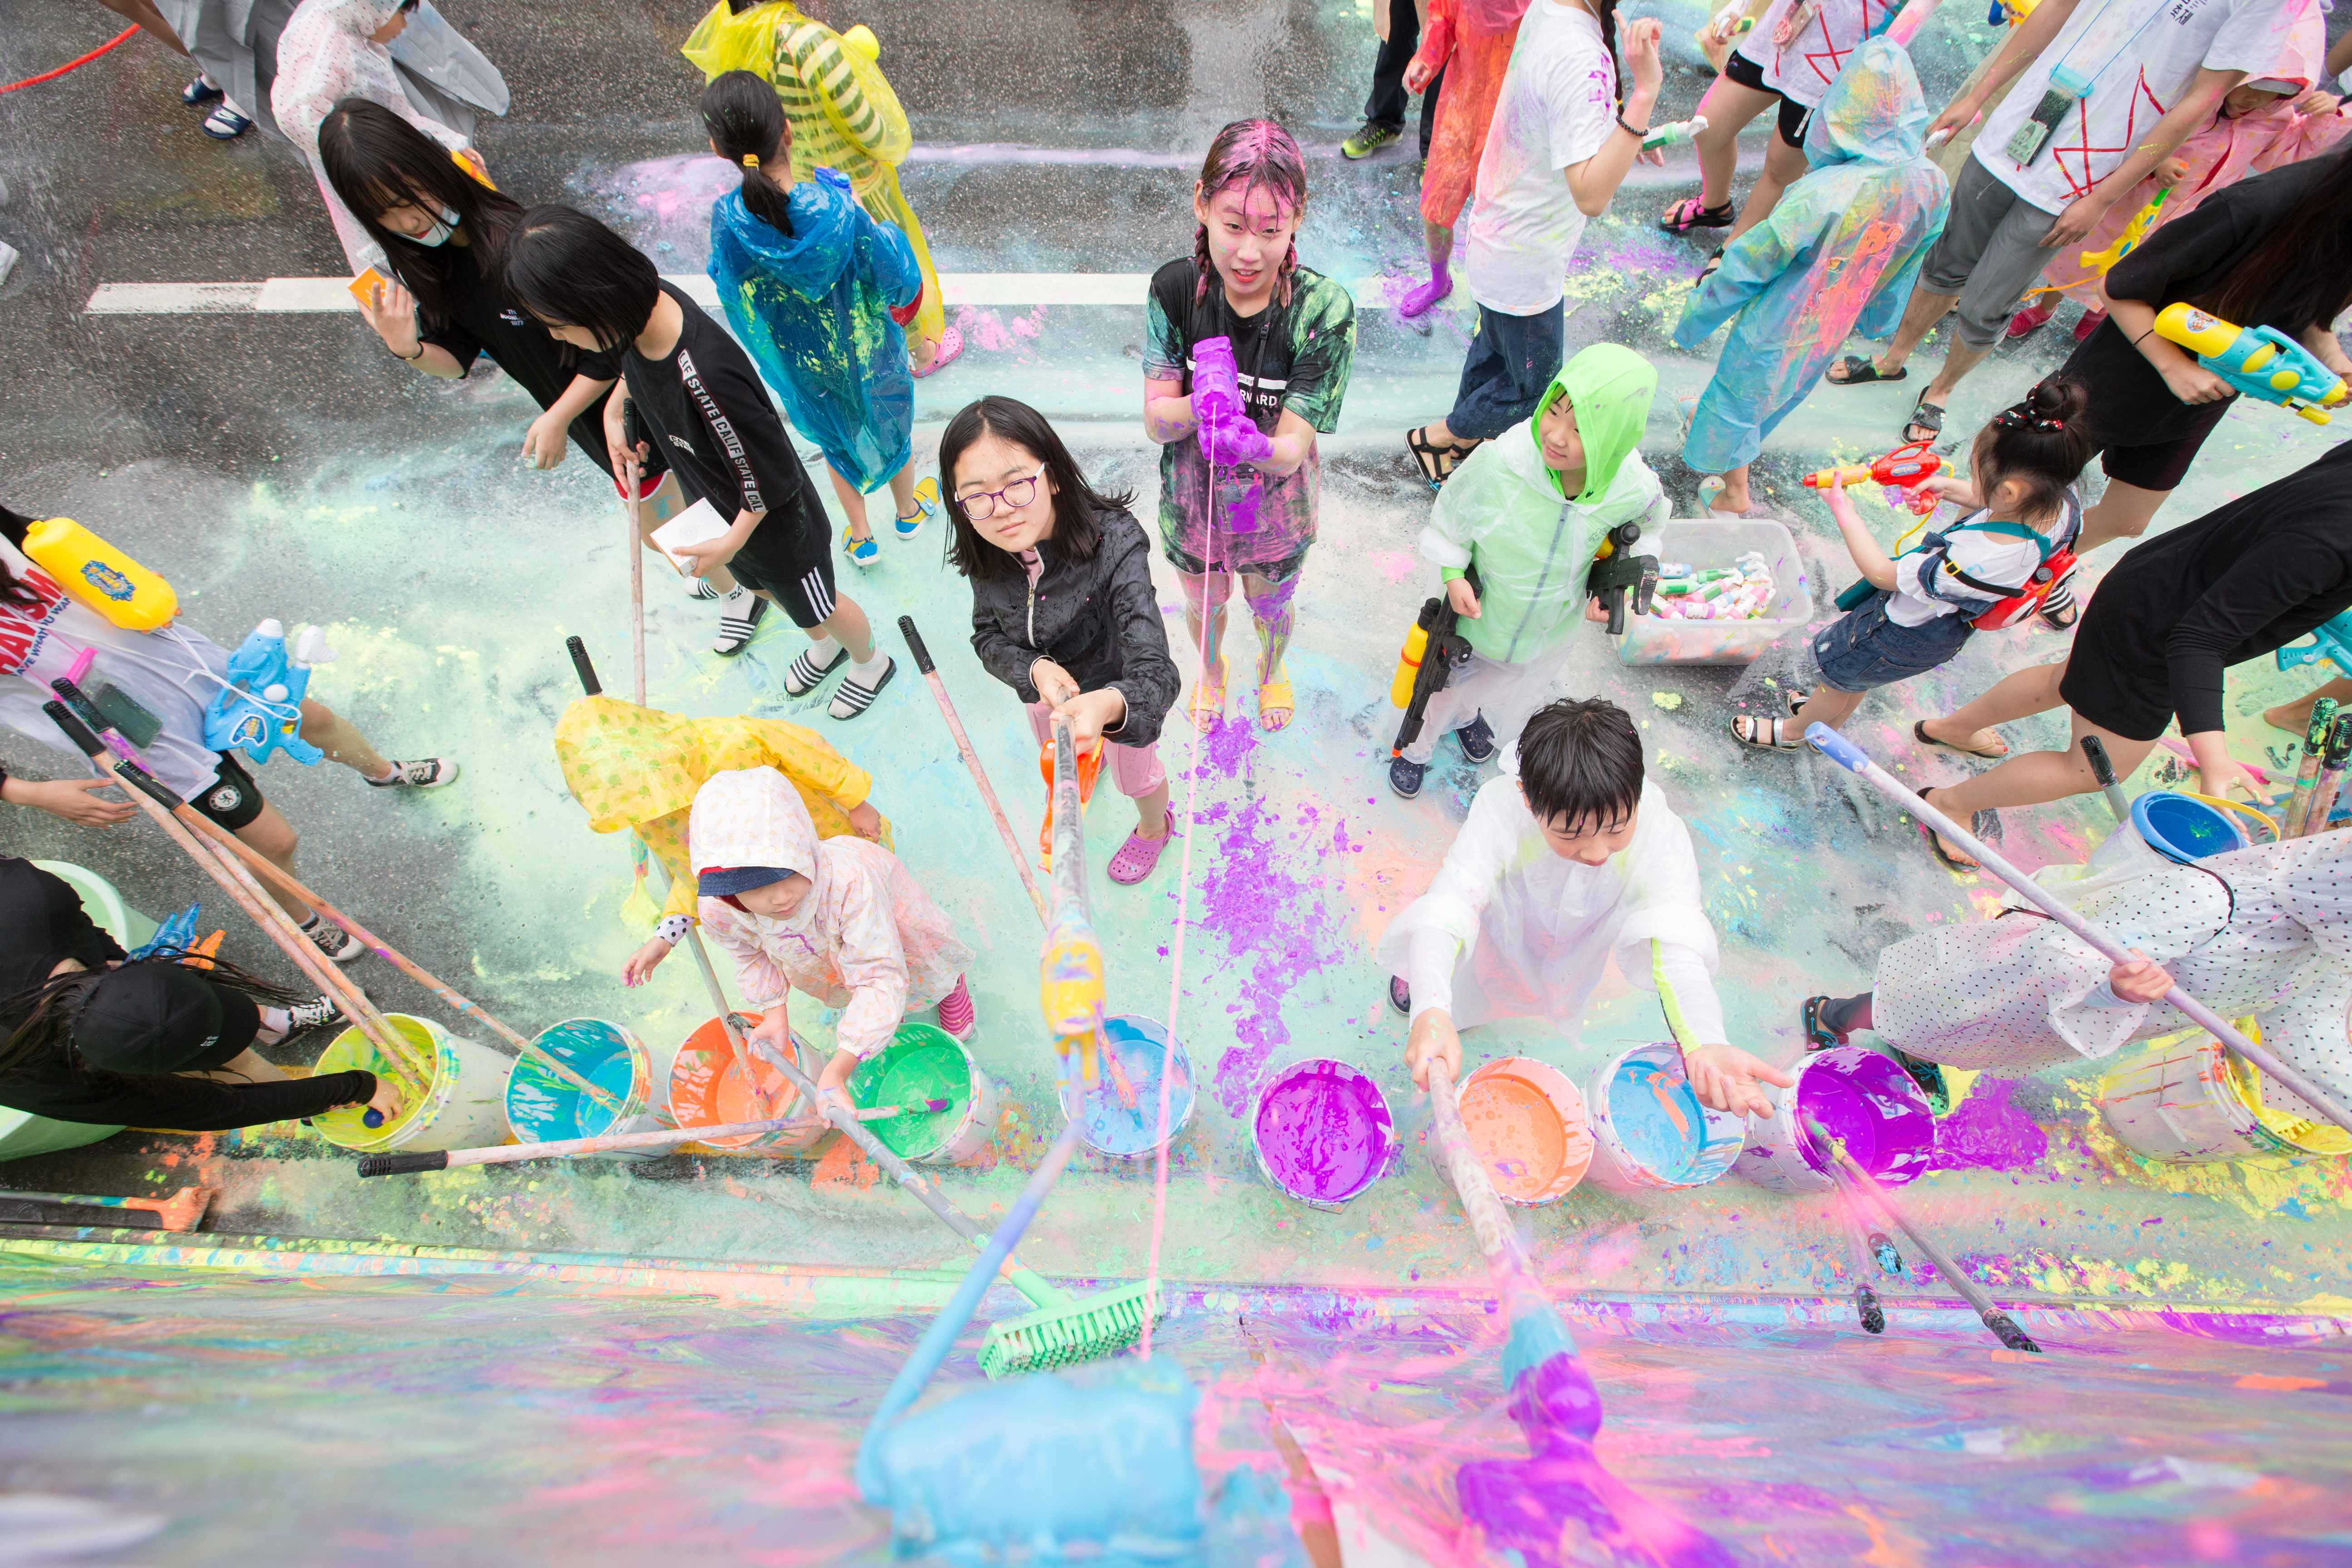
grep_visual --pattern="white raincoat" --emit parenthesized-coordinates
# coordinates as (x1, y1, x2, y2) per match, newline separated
(158, 0, 503, 143)
(1875, 837, 2352, 1122)
(691, 767, 972, 1060)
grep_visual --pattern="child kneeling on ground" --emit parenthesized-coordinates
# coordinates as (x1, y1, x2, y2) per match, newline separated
(1380, 696, 1790, 1115)
(690, 766, 975, 1109)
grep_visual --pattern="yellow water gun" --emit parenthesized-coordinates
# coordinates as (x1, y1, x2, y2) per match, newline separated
(2078, 185, 2170, 273)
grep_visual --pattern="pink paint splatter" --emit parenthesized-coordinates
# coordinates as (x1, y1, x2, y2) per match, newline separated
(1931, 1075, 2048, 1171)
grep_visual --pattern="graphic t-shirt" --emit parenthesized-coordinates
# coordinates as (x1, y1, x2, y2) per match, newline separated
(1143, 261, 1357, 573)
(1465, 0, 1620, 316)
(1730, 0, 1900, 109)
(1974, 0, 2293, 215)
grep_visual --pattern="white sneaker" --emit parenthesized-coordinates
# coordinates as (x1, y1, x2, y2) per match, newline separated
(303, 917, 364, 963)
(366, 758, 459, 788)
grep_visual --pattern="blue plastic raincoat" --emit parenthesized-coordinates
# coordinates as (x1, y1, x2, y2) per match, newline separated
(1671, 38, 1950, 475)
(708, 167, 920, 493)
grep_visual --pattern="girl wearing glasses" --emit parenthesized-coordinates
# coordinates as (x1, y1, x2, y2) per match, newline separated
(943, 398, 1182, 887)
(1144, 119, 1357, 735)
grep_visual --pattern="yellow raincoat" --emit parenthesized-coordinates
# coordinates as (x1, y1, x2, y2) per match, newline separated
(554, 697, 887, 926)
(681, 1, 946, 350)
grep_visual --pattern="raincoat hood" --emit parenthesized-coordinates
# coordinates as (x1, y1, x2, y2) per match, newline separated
(554, 697, 707, 833)
(711, 169, 860, 302)
(689, 767, 820, 883)
(1520, 344, 1658, 504)
(1804, 38, 1928, 171)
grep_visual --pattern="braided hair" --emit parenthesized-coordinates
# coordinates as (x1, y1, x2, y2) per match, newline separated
(1594, 0, 1623, 101)
(1191, 119, 1308, 309)
(701, 71, 794, 237)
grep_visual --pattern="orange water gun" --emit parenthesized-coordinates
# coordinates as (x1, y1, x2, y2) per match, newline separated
(1801, 440, 1949, 515)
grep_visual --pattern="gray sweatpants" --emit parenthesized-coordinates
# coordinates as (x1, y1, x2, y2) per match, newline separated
(1919, 153, 2066, 350)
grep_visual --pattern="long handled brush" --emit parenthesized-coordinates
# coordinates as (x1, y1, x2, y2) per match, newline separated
(2281, 697, 2339, 837)
(899, 614, 1046, 922)
(2080, 735, 2131, 825)
(1808, 723, 2352, 1139)
(0, 1186, 214, 1231)
(353, 1098, 949, 1176)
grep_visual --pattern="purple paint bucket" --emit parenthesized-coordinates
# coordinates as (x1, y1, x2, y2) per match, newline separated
(1249, 1058, 1395, 1210)
(1736, 1046, 1937, 1195)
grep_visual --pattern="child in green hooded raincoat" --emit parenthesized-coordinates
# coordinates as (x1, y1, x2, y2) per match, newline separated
(1393, 343, 1665, 799)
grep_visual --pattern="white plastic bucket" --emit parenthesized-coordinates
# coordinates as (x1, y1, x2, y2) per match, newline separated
(311, 1014, 515, 1153)
(848, 1022, 998, 1166)
(2097, 1025, 2351, 1164)
(1055, 1015, 1196, 1160)
(505, 1019, 657, 1159)
(1610, 519, 1810, 666)
(1735, 1046, 1938, 1194)
(1582, 1044, 1745, 1193)
(1434, 1056, 1593, 1206)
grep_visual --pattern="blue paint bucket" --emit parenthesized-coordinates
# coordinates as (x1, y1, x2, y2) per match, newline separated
(1581, 1044, 1745, 1194)
(2131, 791, 2246, 862)
(1055, 1015, 1195, 1160)
(505, 1019, 656, 1156)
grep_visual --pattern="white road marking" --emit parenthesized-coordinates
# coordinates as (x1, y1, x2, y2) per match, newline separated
(85, 272, 1161, 315)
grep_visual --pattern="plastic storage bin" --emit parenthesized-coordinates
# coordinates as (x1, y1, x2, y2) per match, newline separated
(1611, 518, 1811, 666)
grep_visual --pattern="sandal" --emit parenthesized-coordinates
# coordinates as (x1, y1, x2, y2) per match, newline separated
(1406, 427, 1481, 490)
(1800, 995, 1845, 1051)
(1694, 245, 1725, 287)
(1190, 653, 1227, 732)
(1892, 1048, 1950, 1114)
(827, 655, 895, 720)
(1902, 396, 1945, 445)
(784, 640, 847, 696)
(1912, 718, 2007, 760)
(1913, 787, 1981, 872)
(1107, 809, 1176, 886)
(1731, 715, 1800, 750)
(1825, 355, 1906, 387)
(1257, 665, 1294, 734)
(1659, 196, 1734, 234)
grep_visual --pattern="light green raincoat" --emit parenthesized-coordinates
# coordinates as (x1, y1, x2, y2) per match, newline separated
(1419, 343, 1666, 666)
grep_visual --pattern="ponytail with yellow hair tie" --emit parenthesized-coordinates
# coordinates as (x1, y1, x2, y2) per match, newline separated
(742, 153, 761, 168)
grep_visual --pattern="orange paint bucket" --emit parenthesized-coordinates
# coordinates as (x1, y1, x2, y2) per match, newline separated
(1438, 1057, 1592, 1206)
(664, 1012, 828, 1154)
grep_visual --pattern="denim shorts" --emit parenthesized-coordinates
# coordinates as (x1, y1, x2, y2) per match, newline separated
(1811, 592, 1974, 694)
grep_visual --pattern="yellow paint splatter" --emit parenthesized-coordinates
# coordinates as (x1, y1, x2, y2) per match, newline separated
(1651, 691, 1683, 710)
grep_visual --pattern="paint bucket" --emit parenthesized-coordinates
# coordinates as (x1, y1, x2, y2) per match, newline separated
(2096, 1024, 2352, 1164)
(2131, 792, 2246, 862)
(1250, 1058, 1395, 1209)
(1435, 1057, 1592, 1206)
(310, 1014, 515, 1153)
(665, 1012, 828, 1154)
(1581, 1044, 1745, 1194)
(1054, 1014, 1195, 1160)
(848, 1022, 997, 1165)
(1735, 1046, 1938, 1194)
(504, 1019, 657, 1158)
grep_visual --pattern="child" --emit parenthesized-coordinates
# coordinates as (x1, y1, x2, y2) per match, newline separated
(942, 396, 1182, 887)
(1802, 835, 2352, 1124)
(1392, 344, 1666, 800)
(1732, 377, 2091, 765)
(1405, 0, 1663, 487)
(681, 0, 960, 377)
(503, 205, 891, 699)
(701, 71, 937, 571)
(0, 501, 454, 960)
(690, 767, 975, 1108)
(1672, 37, 1950, 519)
(1395, 0, 1529, 317)
(552, 696, 886, 986)
(1380, 696, 1792, 1117)
(1143, 119, 1357, 735)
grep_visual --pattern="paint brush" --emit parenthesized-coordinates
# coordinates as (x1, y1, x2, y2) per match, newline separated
(357, 1113, 824, 1174)
(0, 1186, 214, 1231)
(2282, 697, 2339, 836)
(899, 614, 1049, 923)
(2080, 735, 2130, 824)
(2295, 713, 2352, 838)
(1814, 1151, 1890, 1333)
(1808, 723, 2352, 1140)
(1802, 1114, 2041, 1354)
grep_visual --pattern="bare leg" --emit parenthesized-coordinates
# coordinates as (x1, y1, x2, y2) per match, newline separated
(1709, 462, 1754, 514)
(886, 460, 919, 523)
(194, 1047, 291, 1084)
(1798, 686, 1866, 731)
(2078, 477, 2171, 554)
(1723, 127, 1810, 243)
(1921, 711, 2158, 862)
(1915, 335, 1999, 418)
(825, 466, 873, 543)
(1241, 570, 1298, 732)
(1133, 778, 1171, 839)
(298, 699, 391, 780)
(1177, 570, 1231, 727)
(795, 589, 875, 665)
(1848, 284, 1959, 381)
(1682, 76, 1776, 215)
(2266, 677, 2352, 735)
(1918, 661, 2066, 756)
(230, 801, 313, 923)
(1401, 218, 1455, 317)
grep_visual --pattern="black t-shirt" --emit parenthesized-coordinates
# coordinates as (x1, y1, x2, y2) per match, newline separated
(0, 859, 124, 1000)
(2062, 153, 2343, 449)
(621, 282, 829, 572)
(412, 238, 663, 483)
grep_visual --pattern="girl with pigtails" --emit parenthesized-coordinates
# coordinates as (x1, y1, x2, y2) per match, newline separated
(1144, 120, 1357, 735)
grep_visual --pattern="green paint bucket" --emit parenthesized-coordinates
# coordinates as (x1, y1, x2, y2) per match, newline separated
(311, 1014, 515, 1153)
(847, 1022, 995, 1165)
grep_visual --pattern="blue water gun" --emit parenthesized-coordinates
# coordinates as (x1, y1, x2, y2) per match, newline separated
(203, 619, 332, 765)
(2278, 608, 2352, 678)
(127, 903, 200, 961)
(2154, 303, 2347, 426)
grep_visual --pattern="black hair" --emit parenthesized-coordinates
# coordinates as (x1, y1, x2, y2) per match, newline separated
(1970, 374, 2094, 526)
(938, 397, 1137, 582)
(1191, 121, 1307, 309)
(1518, 697, 1645, 832)
(0, 953, 305, 1092)
(1596, 0, 1623, 101)
(500, 206, 662, 353)
(701, 71, 794, 237)
(2198, 145, 2352, 332)
(0, 503, 44, 609)
(318, 98, 525, 327)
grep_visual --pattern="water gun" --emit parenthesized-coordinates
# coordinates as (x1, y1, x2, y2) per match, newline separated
(125, 902, 222, 968)
(1644, 114, 1708, 152)
(20, 518, 177, 631)
(2077, 185, 2170, 273)
(1588, 521, 1660, 636)
(2277, 607, 2352, 678)
(2153, 303, 2346, 426)
(203, 619, 334, 765)
(1390, 563, 1484, 758)
(1191, 334, 1271, 468)
(1801, 440, 1949, 515)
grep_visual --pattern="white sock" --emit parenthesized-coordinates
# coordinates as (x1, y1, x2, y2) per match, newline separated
(803, 634, 842, 665)
(848, 650, 890, 682)
(722, 585, 747, 604)
(258, 1007, 290, 1041)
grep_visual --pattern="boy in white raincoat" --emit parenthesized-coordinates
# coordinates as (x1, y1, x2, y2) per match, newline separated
(1394, 343, 1666, 799)
(1380, 697, 1791, 1116)
(690, 766, 975, 1106)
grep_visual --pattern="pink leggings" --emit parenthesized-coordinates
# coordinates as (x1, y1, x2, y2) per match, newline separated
(1025, 702, 1166, 797)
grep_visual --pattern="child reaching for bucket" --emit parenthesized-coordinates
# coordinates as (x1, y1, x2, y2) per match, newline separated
(1391, 343, 1666, 800)
(1732, 377, 2091, 760)
(942, 396, 1182, 887)
(1144, 119, 1357, 735)
(690, 766, 976, 1105)
(1380, 696, 1792, 1117)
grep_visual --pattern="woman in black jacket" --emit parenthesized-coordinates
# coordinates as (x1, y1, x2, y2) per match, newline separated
(943, 397, 1181, 887)
(0, 858, 392, 1131)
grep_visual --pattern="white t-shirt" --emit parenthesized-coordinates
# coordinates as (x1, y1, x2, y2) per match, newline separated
(1466, 0, 1620, 317)
(1731, 0, 1900, 110)
(1975, 0, 2294, 215)
(1885, 496, 2078, 627)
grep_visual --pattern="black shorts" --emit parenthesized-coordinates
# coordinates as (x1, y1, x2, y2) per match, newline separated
(726, 508, 840, 629)
(2092, 398, 2232, 493)
(1721, 51, 1814, 147)
(189, 750, 266, 832)
(2058, 593, 2172, 741)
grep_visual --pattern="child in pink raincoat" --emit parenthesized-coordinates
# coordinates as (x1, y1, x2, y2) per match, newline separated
(690, 766, 975, 1107)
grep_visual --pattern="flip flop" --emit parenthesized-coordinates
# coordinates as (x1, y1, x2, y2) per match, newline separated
(1257, 666, 1294, 733)
(1903, 396, 1946, 445)
(1825, 355, 1906, 387)
(1913, 718, 2008, 760)
(1914, 786, 1981, 872)
(1658, 196, 1734, 234)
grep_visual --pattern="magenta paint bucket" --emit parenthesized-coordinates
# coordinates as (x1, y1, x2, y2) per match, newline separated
(1250, 1058, 1395, 1210)
(1736, 1046, 1937, 1195)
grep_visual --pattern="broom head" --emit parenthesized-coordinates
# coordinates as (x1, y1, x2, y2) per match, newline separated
(979, 1279, 1164, 1380)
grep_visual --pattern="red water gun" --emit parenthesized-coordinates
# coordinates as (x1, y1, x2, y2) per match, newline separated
(1801, 439, 1949, 515)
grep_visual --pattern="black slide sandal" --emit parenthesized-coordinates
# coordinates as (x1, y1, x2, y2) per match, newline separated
(1825, 355, 1906, 387)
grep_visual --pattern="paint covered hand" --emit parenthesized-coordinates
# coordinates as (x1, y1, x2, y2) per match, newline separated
(1198, 406, 1274, 468)
(2108, 949, 2175, 1004)
(622, 936, 674, 987)
(1682, 1043, 1794, 1118)
(1406, 1008, 1461, 1092)
(814, 1044, 859, 1118)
